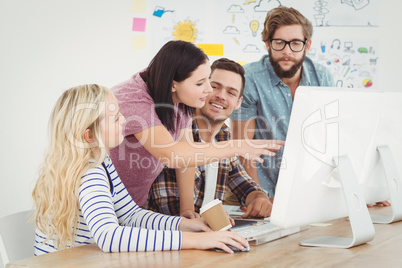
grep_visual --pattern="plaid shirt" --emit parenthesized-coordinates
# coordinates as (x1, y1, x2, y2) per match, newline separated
(145, 120, 264, 216)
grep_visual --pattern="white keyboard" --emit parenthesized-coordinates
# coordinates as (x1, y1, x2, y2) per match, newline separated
(233, 222, 305, 245)
(234, 222, 281, 240)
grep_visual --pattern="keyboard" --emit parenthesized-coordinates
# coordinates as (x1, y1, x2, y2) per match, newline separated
(233, 222, 305, 245)
(235, 222, 280, 238)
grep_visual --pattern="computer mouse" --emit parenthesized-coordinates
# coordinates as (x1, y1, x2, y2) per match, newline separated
(215, 245, 250, 253)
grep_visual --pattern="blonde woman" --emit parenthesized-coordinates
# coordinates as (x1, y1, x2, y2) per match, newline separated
(32, 84, 249, 255)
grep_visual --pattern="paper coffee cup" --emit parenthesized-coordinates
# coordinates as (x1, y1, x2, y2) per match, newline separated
(200, 199, 231, 231)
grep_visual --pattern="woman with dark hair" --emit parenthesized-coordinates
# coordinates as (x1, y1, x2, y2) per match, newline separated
(110, 40, 284, 219)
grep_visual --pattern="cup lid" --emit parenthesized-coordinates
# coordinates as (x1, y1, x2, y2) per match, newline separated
(199, 199, 222, 214)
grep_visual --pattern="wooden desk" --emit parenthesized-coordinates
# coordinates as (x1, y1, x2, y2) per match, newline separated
(8, 207, 402, 267)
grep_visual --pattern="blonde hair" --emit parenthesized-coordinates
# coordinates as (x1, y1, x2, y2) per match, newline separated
(32, 84, 109, 250)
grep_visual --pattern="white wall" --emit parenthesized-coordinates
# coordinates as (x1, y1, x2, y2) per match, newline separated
(0, 0, 150, 218)
(0, 1, 149, 266)
(1, 0, 401, 265)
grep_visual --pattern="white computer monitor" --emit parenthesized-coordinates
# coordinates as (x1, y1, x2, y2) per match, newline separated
(270, 86, 402, 248)
(364, 91, 402, 223)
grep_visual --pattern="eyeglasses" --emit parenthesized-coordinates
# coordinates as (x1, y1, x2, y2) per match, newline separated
(270, 39, 307, 52)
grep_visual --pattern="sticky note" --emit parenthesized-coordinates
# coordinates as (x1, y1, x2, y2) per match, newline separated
(237, 61, 247, 66)
(132, 18, 146, 32)
(132, 0, 146, 13)
(132, 35, 146, 50)
(197, 44, 224, 56)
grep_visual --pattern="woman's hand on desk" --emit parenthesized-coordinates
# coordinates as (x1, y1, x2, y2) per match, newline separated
(180, 209, 201, 219)
(179, 217, 212, 232)
(181, 231, 249, 254)
(179, 211, 235, 230)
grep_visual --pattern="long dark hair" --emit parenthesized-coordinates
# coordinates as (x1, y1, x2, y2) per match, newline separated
(140, 40, 209, 132)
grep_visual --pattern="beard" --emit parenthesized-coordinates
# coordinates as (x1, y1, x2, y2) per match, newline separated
(199, 107, 227, 125)
(268, 49, 306, 79)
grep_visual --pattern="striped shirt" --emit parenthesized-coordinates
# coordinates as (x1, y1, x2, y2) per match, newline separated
(34, 155, 182, 255)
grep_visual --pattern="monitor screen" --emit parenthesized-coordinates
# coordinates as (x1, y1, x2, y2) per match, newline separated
(270, 86, 402, 247)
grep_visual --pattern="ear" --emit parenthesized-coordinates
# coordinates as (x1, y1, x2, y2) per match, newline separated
(264, 41, 270, 51)
(234, 96, 243, 111)
(304, 39, 312, 54)
(84, 129, 94, 143)
(172, 80, 177, 93)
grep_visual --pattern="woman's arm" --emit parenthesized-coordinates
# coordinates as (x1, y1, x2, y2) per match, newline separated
(175, 127, 198, 218)
(176, 166, 197, 218)
(79, 163, 183, 252)
(232, 119, 262, 186)
(134, 125, 284, 169)
(180, 229, 249, 254)
(79, 160, 249, 253)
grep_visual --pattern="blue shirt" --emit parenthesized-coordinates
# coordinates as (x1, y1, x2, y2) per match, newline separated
(230, 54, 334, 196)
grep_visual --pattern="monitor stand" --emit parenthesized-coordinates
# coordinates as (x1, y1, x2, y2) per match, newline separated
(300, 155, 375, 248)
(370, 146, 402, 224)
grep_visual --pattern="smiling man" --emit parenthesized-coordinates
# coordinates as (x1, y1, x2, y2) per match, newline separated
(230, 6, 335, 197)
(146, 58, 273, 218)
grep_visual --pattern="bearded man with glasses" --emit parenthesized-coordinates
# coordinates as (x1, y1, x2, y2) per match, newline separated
(231, 6, 335, 198)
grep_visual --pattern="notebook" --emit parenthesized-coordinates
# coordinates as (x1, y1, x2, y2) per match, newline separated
(225, 205, 308, 245)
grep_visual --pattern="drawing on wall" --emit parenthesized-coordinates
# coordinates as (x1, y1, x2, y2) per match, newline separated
(152, 6, 175, 18)
(150, 0, 206, 53)
(172, 20, 198, 42)
(213, 0, 380, 87)
(215, 0, 379, 56)
(216, 0, 298, 56)
(341, 0, 370, 10)
(147, 0, 380, 88)
(308, 38, 379, 88)
(300, 0, 380, 27)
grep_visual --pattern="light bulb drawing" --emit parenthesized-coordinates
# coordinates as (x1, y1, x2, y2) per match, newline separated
(249, 20, 259, 37)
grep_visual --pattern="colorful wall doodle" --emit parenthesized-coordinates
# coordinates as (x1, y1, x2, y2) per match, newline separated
(308, 38, 379, 88)
(145, 0, 380, 88)
(149, 0, 206, 53)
